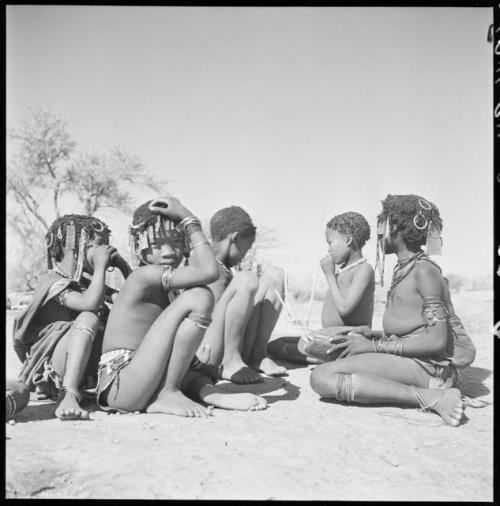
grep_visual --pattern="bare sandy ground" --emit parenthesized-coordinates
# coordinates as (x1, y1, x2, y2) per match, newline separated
(5, 289, 493, 500)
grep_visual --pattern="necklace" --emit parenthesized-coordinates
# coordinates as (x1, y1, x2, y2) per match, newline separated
(387, 251, 425, 300)
(216, 259, 233, 278)
(336, 257, 366, 275)
(52, 265, 71, 279)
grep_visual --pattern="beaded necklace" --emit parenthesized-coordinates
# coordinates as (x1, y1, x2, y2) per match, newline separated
(387, 251, 427, 301)
(52, 265, 71, 279)
(336, 257, 367, 276)
(216, 259, 233, 279)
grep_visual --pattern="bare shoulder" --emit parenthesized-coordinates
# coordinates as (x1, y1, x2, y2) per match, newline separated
(414, 260, 443, 295)
(354, 261, 375, 280)
(414, 260, 442, 280)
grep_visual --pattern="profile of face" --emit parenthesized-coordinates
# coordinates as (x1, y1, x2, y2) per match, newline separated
(228, 232, 255, 267)
(325, 228, 353, 265)
(84, 230, 111, 273)
(142, 229, 185, 267)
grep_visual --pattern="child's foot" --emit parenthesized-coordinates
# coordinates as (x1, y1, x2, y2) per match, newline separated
(220, 360, 264, 384)
(255, 356, 288, 377)
(146, 390, 213, 418)
(419, 388, 465, 426)
(201, 387, 268, 411)
(55, 390, 90, 421)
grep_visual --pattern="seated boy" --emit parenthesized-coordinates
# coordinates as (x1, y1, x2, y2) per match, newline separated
(310, 194, 476, 427)
(12, 215, 130, 420)
(268, 212, 375, 364)
(190, 206, 287, 385)
(96, 197, 267, 417)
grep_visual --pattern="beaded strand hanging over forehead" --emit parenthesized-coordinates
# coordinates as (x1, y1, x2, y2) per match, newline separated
(128, 201, 188, 266)
(45, 215, 111, 282)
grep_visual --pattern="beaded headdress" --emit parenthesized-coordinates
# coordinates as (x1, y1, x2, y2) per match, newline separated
(46, 215, 111, 282)
(128, 201, 189, 266)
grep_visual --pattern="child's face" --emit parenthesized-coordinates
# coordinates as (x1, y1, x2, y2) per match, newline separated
(84, 231, 111, 273)
(142, 230, 185, 267)
(228, 233, 255, 267)
(325, 228, 352, 264)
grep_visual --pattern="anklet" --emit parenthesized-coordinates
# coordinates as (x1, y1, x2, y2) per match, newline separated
(409, 386, 444, 413)
(61, 385, 82, 403)
(6, 392, 17, 418)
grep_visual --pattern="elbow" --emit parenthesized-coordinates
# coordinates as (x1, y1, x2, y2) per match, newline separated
(204, 264, 220, 285)
(337, 305, 353, 319)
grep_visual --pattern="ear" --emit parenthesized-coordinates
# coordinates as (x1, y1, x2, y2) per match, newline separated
(228, 231, 239, 244)
(345, 235, 353, 247)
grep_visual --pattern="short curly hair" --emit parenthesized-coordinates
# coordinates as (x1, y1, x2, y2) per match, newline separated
(378, 194, 443, 252)
(132, 200, 179, 231)
(210, 206, 257, 242)
(326, 212, 371, 249)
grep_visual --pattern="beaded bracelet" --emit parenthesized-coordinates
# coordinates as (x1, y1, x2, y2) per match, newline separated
(161, 267, 175, 291)
(179, 216, 202, 232)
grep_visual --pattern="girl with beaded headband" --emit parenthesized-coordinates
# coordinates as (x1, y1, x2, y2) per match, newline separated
(310, 194, 479, 427)
(96, 195, 268, 417)
(13, 214, 131, 421)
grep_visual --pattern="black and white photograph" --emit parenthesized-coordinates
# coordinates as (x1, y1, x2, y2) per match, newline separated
(5, 4, 494, 501)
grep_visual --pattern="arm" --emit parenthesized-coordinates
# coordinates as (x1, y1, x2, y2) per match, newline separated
(61, 244, 115, 312)
(327, 263, 448, 359)
(149, 197, 219, 288)
(111, 252, 132, 280)
(321, 257, 374, 318)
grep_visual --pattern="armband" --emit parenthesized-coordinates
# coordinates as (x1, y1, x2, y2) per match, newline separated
(56, 289, 71, 307)
(161, 266, 176, 291)
(421, 296, 447, 326)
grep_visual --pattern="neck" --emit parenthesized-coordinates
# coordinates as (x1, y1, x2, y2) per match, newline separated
(342, 250, 362, 267)
(395, 246, 420, 262)
(56, 254, 77, 277)
(212, 241, 230, 267)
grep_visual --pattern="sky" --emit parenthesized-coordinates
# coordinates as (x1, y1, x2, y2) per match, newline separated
(6, 6, 493, 285)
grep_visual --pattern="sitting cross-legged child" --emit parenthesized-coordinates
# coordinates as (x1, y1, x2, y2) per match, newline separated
(310, 194, 477, 427)
(268, 212, 375, 364)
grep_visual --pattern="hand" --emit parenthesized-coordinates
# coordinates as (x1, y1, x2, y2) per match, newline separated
(326, 332, 372, 359)
(320, 255, 336, 275)
(349, 325, 373, 338)
(149, 196, 191, 221)
(92, 244, 117, 269)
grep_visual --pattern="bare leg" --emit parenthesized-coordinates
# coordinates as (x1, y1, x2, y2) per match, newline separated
(51, 312, 100, 421)
(210, 272, 263, 384)
(6, 380, 30, 420)
(106, 287, 214, 418)
(244, 267, 287, 376)
(310, 354, 465, 426)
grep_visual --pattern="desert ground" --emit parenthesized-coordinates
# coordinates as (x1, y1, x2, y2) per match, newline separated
(5, 288, 493, 500)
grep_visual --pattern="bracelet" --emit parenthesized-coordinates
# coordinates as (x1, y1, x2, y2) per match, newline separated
(179, 216, 201, 232)
(372, 338, 378, 353)
(161, 266, 175, 291)
(190, 239, 210, 250)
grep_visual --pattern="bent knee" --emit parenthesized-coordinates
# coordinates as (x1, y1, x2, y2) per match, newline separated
(310, 365, 336, 397)
(232, 271, 259, 294)
(75, 311, 101, 331)
(182, 286, 215, 314)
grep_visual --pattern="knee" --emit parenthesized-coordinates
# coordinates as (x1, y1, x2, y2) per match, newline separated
(74, 311, 101, 333)
(310, 365, 338, 397)
(233, 271, 259, 295)
(182, 286, 215, 314)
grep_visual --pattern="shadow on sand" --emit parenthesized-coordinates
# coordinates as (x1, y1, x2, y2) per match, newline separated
(213, 376, 301, 404)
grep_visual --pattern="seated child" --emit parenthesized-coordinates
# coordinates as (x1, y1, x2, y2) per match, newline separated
(310, 194, 476, 427)
(96, 197, 267, 417)
(189, 206, 288, 385)
(268, 212, 375, 364)
(5, 380, 30, 421)
(12, 215, 130, 420)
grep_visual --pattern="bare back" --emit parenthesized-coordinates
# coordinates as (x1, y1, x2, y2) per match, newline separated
(102, 265, 171, 353)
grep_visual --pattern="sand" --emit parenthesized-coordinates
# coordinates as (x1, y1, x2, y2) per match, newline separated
(5, 289, 493, 500)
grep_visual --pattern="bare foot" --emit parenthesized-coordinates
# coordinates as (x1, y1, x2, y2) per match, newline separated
(200, 386, 268, 411)
(220, 360, 263, 384)
(55, 390, 90, 421)
(146, 390, 213, 418)
(255, 357, 288, 377)
(420, 388, 465, 426)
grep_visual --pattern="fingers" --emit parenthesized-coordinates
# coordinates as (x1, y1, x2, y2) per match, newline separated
(337, 347, 350, 359)
(326, 341, 348, 355)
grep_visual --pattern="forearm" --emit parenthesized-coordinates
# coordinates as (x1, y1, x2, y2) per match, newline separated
(374, 324, 447, 357)
(184, 227, 219, 283)
(325, 273, 352, 317)
(79, 267, 107, 309)
(114, 255, 132, 279)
